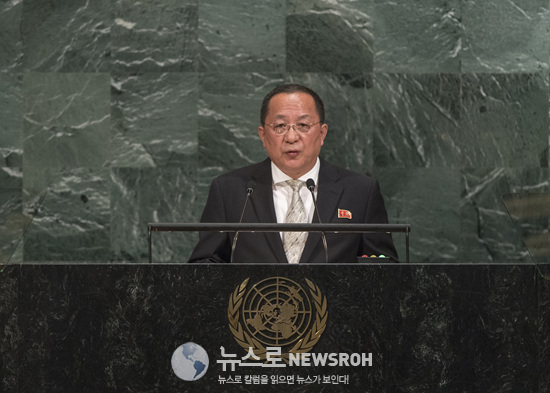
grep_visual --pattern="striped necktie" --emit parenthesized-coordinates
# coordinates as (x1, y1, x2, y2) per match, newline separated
(283, 179, 308, 263)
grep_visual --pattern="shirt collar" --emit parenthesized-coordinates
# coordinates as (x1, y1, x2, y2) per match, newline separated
(271, 158, 320, 186)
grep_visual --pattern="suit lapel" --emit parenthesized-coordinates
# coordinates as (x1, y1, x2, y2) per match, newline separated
(250, 159, 288, 263)
(300, 160, 344, 262)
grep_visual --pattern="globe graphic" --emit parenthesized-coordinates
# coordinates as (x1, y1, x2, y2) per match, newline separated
(171, 342, 209, 381)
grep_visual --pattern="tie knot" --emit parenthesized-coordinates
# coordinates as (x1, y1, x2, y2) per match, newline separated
(286, 179, 305, 192)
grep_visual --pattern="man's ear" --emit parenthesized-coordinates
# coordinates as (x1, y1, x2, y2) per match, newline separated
(320, 123, 328, 145)
(258, 126, 266, 147)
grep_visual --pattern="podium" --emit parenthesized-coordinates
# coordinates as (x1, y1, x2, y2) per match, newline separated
(1, 263, 548, 392)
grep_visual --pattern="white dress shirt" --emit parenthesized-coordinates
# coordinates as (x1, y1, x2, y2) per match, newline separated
(271, 158, 320, 232)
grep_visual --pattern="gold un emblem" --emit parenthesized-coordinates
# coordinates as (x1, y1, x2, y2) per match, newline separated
(228, 277, 328, 361)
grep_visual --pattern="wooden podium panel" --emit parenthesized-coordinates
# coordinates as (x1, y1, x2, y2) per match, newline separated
(1, 264, 548, 392)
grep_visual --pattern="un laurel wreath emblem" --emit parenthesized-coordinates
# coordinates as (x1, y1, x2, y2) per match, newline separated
(228, 277, 328, 360)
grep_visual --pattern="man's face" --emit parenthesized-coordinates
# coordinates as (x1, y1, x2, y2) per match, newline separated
(258, 92, 328, 179)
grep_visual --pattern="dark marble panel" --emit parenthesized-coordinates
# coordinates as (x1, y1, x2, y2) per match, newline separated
(198, 0, 285, 72)
(460, 73, 549, 168)
(286, 0, 373, 73)
(372, 73, 462, 168)
(2, 264, 547, 392)
(22, 168, 111, 262)
(0, 0, 22, 72)
(373, 0, 461, 73)
(459, 168, 549, 263)
(21, 0, 111, 72)
(540, 272, 550, 392)
(393, 265, 539, 392)
(0, 265, 19, 392)
(23, 72, 111, 194)
(0, 73, 22, 168)
(111, 72, 198, 167)
(112, 0, 198, 73)
(375, 168, 461, 262)
(110, 165, 198, 263)
(14, 267, 117, 392)
(198, 73, 282, 177)
(288, 73, 374, 173)
(461, 0, 550, 73)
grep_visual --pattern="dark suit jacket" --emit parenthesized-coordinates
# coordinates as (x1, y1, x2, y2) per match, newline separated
(188, 158, 398, 263)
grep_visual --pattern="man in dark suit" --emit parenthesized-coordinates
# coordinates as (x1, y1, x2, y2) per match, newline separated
(189, 84, 398, 263)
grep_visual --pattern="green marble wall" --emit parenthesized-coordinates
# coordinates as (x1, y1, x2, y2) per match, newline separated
(0, 0, 548, 263)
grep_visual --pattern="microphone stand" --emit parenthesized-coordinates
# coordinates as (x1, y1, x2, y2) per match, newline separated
(306, 178, 328, 263)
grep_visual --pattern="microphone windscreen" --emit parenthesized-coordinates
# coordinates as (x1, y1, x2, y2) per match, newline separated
(306, 178, 315, 191)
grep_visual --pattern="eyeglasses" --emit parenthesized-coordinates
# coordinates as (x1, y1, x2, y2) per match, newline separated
(267, 121, 322, 135)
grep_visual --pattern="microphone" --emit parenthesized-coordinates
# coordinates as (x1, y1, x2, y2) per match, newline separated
(306, 178, 328, 263)
(230, 181, 255, 262)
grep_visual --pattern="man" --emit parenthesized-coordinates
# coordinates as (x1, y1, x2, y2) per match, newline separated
(188, 84, 398, 263)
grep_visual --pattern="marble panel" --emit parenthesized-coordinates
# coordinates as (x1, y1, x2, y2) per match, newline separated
(0, 0, 22, 72)
(460, 73, 549, 168)
(6, 224, 23, 265)
(22, 168, 111, 262)
(6, 0, 550, 267)
(373, 0, 461, 73)
(461, 0, 550, 73)
(198, 0, 285, 72)
(1, 166, 29, 266)
(0, 166, 21, 190)
(372, 73, 463, 168)
(375, 167, 460, 263)
(21, 0, 111, 72)
(0, 73, 22, 168)
(112, 0, 198, 73)
(23, 72, 111, 191)
(286, 0, 373, 73)
(111, 72, 198, 168)
(0, 180, 23, 265)
(194, 166, 223, 235)
(460, 168, 549, 263)
(287, 73, 373, 173)
(198, 73, 282, 177)
(110, 165, 198, 263)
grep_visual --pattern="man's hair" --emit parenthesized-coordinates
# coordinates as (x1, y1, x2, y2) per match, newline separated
(260, 84, 325, 126)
